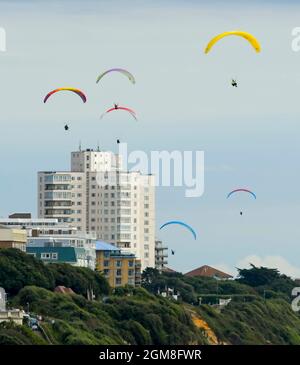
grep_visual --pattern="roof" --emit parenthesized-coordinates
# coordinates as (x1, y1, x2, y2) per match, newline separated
(185, 265, 233, 279)
(9, 213, 32, 219)
(26, 246, 83, 263)
(95, 240, 120, 252)
(162, 266, 177, 273)
(54, 286, 75, 295)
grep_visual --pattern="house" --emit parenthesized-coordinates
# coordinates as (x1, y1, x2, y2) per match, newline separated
(0, 310, 25, 326)
(54, 286, 75, 295)
(0, 287, 25, 325)
(0, 226, 27, 252)
(95, 241, 141, 288)
(185, 265, 233, 280)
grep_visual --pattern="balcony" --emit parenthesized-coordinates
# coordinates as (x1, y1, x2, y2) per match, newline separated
(45, 201, 72, 207)
(45, 209, 73, 216)
(45, 184, 72, 191)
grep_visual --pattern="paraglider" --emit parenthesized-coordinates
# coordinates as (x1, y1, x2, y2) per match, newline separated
(171, 250, 175, 255)
(227, 189, 256, 216)
(204, 31, 261, 53)
(64, 124, 69, 131)
(231, 79, 238, 87)
(160, 221, 197, 240)
(100, 105, 137, 121)
(43, 88, 87, 103)
(117, 139, 120, 144)
(227, 189, 256, 200)
(96, 68, 135, 84)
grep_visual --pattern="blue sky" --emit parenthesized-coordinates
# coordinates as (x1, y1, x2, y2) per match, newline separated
(1, 0, 300, 275)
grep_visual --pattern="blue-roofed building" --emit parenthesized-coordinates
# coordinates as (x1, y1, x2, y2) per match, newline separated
(95, 241, 120, 252)
(95, 241, 141, 288)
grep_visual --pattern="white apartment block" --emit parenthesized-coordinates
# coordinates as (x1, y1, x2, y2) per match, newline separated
(38, 148, 155, 269)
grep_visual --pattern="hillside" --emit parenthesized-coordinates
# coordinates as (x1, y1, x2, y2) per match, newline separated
(1, 249, 300, 345)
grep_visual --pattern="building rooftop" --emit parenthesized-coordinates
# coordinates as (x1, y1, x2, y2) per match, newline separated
(162, 266, 177, 273)
(185, 265, 233, 279)
(0, 218, 59, 224)
(26, 246, 85, 263)
(9, 213, 32, 219)
(95, 241, 120, 251)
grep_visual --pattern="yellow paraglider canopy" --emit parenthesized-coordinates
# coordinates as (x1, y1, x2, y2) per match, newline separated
(204, 31, 261, 53)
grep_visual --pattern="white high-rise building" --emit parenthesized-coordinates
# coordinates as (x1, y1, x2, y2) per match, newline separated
(38, 148, 155, 269)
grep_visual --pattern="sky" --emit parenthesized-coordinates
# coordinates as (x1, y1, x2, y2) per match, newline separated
(1, 0, 300, 276)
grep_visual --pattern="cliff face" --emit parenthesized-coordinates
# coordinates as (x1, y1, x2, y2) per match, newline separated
(2, 284, 300, 345)
(189, 311, 220, 345)
(0, 285, 208, 345)
(1, 250, 300, 345)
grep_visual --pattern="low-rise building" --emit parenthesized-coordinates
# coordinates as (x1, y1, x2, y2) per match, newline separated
(27, 234, 96, 270)
(0, 226, 27, 252)
(0, 216, 96, 269)
(0, 310, 25, 326)
(155, 239, 168, 272)
(96, 241, 141, 287)
(0, 287, 24, 325)
(26, 242, 91, 268)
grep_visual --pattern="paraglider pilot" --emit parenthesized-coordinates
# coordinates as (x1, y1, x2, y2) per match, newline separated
(231, 79, 238, 87)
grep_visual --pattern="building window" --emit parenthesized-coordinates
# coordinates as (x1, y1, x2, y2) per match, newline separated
(128, 278, 135, 286)
(128, 270, 134, 276)
(116, 269, 122, 276)
(104, 269, 110, 276)
(128, 261, 134, 267)
(115, 277, 122, 285)
(52, 253, 58, 260)
(41, 253, 51, 260)
(104, 260, 109, 267)
(116, 260, 122, 267)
